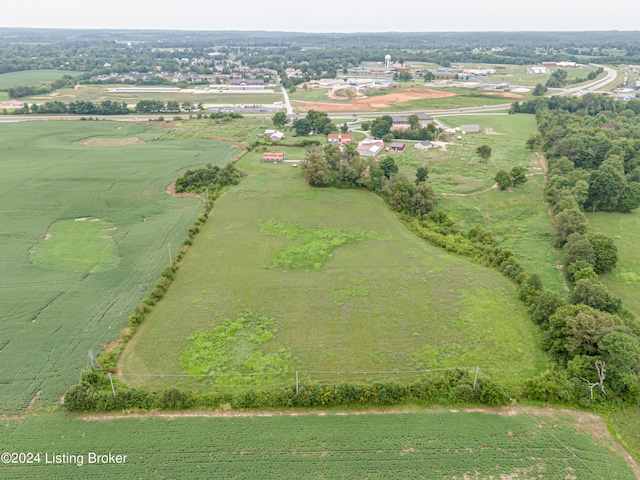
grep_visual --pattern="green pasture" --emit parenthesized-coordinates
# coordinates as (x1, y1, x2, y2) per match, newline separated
(19, 84, 284, 106)
(587, 211, 640, 318)
(416, 114, 563, 293)
(288, 87, 332, 102)
(0, 121, 234, 412)
(607, 408, 640, 466)
(0, 69, 71, 89)
(1, 411, 634, 479)
(386, 93, 511, 111)
(120, 139, 546, 392)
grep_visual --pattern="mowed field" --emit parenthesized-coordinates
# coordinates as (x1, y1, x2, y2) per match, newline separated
(0, 121, 234, 412)
(0, 69, 71, 89)
(393, 113, 565, 295)
(1, 410, 635, 479)
(587, 212, 640, 318)
(120, 139, 547, 392)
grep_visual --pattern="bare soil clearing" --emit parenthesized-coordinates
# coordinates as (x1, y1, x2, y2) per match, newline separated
(76, 137, 144, 147)
(296, 87, 457, 111)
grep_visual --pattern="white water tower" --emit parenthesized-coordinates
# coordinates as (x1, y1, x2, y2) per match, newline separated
(385, 54, 391, 69)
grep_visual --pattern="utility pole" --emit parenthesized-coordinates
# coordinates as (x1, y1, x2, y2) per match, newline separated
(168, 243, 172, 265)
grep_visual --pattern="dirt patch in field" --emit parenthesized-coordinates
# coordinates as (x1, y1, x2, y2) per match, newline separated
(481, 91, 524, 99)
(76, 137, 144, 147)
(295, 87, 457, 112)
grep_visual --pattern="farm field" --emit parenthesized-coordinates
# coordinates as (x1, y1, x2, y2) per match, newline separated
(17, 84, 284, 106)
(0, 121, 234, 412)
(587, 211, 640, 318)
(0, 69, 71, 89)
(1, 410, 635, 479)
(119, 136, 547, 393)
(392, 113, 565, 294)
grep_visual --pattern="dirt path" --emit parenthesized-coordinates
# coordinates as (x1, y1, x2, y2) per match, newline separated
(165, 182, 205, 203)
(441, 184, 498, 197)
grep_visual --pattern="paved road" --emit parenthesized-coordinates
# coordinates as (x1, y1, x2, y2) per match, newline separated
(280, 85, 293, 115)
(557, 64, 618, 97)
(0, 67, 622, 125)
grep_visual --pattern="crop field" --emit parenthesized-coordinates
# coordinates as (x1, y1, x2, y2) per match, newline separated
(392, 114, 564, 294)
(1, 410, 635, 479)
(157, 117, 269, 143)
(0, 121, 235, 412)
(587, 212, 640, 318)
(18, 84, 284, 106)
(119, 138, 546, 393)
(0, 69, 71, 89)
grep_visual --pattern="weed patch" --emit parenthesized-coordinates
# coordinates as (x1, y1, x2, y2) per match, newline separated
(260, 220, 387, 270)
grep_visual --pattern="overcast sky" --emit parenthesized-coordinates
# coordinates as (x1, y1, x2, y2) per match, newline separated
(2, 0, 638, 32)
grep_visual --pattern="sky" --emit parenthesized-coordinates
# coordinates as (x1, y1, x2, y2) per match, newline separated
(1, 0, 638, 32)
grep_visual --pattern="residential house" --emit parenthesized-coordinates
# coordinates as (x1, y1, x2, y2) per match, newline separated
(415, 141, 434, 151)
(327, 133, 354, 144)
(265, 129, 285, 141)
(263, 152, 285, 162)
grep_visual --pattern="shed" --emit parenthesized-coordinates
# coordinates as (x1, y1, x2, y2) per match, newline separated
(389, 142, 406, 152)
(460, 124, 480, 133)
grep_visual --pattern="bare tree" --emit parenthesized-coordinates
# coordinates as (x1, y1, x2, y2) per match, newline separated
(581, 361, 606, 399)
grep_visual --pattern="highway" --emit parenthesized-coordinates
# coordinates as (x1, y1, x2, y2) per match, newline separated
(0, 66, 622, 124)
(557, 64, 619, 97)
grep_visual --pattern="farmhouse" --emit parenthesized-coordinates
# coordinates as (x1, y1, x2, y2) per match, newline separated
(264, 129, 285, 141)
(460, 124, 481, 133)
(356, 140, 384, 157)
(415, 140, 434, 151)
(327, 133, 354, 144)
(388, 142, 406, 152)
(263, 152, 285, 162)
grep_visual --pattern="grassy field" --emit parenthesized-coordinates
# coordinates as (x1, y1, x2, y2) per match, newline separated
(0, 69, 71, 89)
(17, 84, 284, 106)
(1, 410, 634, 479)
(587, 211, 640, 318)
(0, 121, 235, 412)
(120, 138, 547, 392)
(288, 87, 332, 102)
(607, 408, 640, 468)
(393, 113, 565, 293)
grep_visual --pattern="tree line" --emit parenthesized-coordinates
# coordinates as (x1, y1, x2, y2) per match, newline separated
(507, 94, 640, 405)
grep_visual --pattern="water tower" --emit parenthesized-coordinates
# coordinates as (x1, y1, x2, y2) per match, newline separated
(385, 54, 391, 69)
